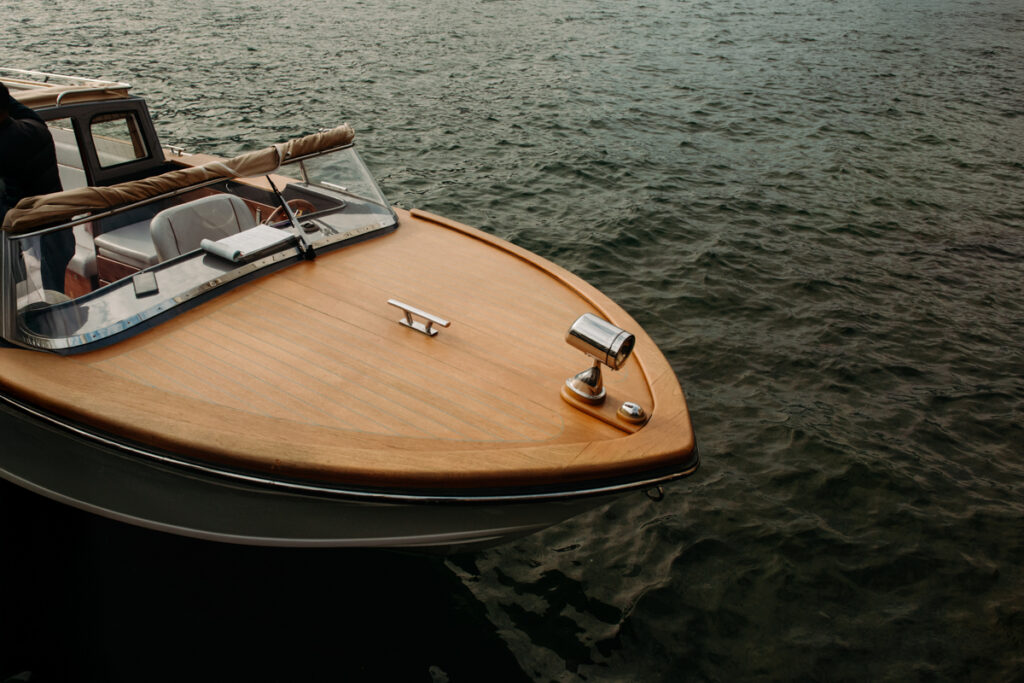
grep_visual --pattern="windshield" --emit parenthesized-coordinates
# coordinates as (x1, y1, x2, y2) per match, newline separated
(298, 149, 389, 207)
(3, 145, 396, 352)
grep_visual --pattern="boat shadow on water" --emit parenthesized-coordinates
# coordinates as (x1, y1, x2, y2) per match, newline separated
(0, 479, 529, 682)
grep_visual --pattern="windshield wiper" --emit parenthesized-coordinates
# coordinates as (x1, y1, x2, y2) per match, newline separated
(266, 176, 316, 260)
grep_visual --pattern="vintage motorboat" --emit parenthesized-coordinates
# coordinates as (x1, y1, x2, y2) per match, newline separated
(0, 69, 698, 549)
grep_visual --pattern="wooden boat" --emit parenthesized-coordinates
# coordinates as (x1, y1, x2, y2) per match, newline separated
(0, 69, 698, 549)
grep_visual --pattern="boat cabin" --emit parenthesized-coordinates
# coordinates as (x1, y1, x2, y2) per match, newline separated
(13, 78, 168, 190)
(1, 69, 397, 353)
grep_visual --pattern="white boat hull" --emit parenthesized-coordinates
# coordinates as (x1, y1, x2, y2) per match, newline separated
(0, 398, 624, 549)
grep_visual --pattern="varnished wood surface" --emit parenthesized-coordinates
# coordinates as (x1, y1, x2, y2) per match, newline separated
(0, 208, 695, 489)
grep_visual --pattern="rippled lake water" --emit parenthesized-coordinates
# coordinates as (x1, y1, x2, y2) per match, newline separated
(2, 0, 1023, 680)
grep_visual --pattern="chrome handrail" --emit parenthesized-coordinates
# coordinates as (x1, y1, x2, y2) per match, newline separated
(55, 87, 131, 106)
(0, 68, 130, 91)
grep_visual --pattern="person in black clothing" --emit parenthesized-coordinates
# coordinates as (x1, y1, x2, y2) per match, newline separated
(0, 81, 70, 292)
(0, 82, 63, 216)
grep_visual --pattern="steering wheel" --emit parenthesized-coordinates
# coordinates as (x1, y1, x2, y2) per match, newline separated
(265, 199, 317, 225)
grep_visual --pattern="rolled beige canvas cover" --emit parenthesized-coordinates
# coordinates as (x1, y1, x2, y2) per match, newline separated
(2, 124, 354, 235)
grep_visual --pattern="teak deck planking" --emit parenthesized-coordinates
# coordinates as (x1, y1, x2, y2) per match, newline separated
(0, 208, 695, 489)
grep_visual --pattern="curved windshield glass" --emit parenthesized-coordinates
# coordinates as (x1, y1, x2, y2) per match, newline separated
(299, 147, 389, 207)
(3, 146, 396, 352)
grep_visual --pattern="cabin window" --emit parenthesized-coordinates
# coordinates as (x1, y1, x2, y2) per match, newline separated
(90, 112, 149, 168)
(46, 118, 87, 190)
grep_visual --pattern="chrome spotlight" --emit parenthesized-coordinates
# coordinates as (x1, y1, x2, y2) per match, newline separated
(564, 313, 635, 404)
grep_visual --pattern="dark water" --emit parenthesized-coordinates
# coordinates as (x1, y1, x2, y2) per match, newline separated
(3, 0, 1024, 680)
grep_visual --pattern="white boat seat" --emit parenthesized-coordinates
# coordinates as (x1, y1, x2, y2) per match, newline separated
(57, 164, 87, 191)
(93, 219, 160, 270)
(51, 129, 88, 190)
(151, 194, 256, 261)
(68, 223, 98, 280)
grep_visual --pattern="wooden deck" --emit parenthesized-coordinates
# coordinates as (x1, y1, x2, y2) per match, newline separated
(0, 208, 695, 489)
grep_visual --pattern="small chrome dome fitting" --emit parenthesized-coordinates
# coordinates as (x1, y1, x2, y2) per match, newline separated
(617, 401, 647, 423)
